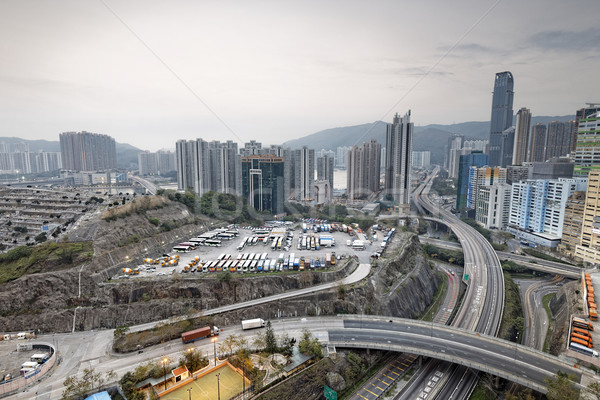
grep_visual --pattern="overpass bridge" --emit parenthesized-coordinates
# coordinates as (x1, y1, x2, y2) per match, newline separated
(420, 224, 582, 280)
(305, 316, 587, 395)
(130, 176, 159, 195)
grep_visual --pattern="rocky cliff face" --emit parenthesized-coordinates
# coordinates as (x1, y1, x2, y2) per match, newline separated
(1, 199, 440, 333)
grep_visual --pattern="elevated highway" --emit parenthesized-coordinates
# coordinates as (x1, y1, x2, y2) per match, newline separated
(322, 316, 585, 395)
(421, 235, 581, 279)
(130, 175, 159, 195)
(410, 166, 506, 398)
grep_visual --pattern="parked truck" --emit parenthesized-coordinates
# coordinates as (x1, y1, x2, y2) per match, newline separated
(181, 326, 220, 343)
(241, 318, 265, 330)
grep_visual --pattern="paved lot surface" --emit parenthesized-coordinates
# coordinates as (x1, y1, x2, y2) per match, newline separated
(0, 340, 42, 381)
(114, 226, 380, 280)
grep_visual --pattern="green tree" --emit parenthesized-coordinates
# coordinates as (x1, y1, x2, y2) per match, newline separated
(179, 348, 208, 373)
(265, 320, 277, 354)
(252, 331, 266, 351)
(61, 367, 114, 400)
(545, 371, 578, 400)
(298, 329, 322, 358)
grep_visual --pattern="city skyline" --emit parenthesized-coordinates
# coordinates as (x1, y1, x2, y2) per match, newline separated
(0, 1, 599, 151)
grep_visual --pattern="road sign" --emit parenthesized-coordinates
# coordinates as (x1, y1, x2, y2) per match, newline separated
(464, 274, 469, 281)
(324, 385, 337, 400)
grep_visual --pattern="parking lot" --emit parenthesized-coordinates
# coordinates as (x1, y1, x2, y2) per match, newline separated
(114, 222, 393, 280)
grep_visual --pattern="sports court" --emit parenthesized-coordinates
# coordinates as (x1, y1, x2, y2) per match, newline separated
(160, 364, 248, 400)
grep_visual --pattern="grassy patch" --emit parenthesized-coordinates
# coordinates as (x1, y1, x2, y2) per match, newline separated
(0, 241, 93, 284)
(498, 272, 524, 341)
(522, 248, 571, 265)
(420, 272, 448, 321)
(422, 244, 464, 266)
(469, 385, 489, 400)
(542, 292, 556, 353)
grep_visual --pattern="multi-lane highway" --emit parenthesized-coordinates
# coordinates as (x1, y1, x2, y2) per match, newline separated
(422, 236, 581, 279)
(412, 167, 506, 399)
(11, 316, 591, 400)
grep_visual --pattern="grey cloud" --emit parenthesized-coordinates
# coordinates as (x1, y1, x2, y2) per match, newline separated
(529, 28, 600, 51)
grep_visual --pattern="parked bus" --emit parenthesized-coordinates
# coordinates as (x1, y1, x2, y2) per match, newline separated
(573, 317, 594, 331)
(218, 233, 236, 240)
(172, 245, 191, 252)
(569, 342, 599, 357)
(260, 252, 268, 261)
(237, 237, 248, 250)
(205, 239, 222, 247)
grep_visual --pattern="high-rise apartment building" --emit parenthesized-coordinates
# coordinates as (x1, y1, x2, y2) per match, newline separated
(545, 121, 575, 160)
(412, 151, 431, 168)
(466, 166, 506, 210)
(488, 72, 514, 167)
(138, 150, 176, 176)
(558, 191, 586, 259)
(347, 139, 381, 200)
(529, 123, 547, 162)
(59, 131, 117, 171)
(455, 151, 488, 210)
(317, 154, 334, 189)
(512, 107, 531, 165)
(445, 134, 463, 170)
(573, 105, 600, 177)
(575, 170, 600, 263)
(476, 183, 512, 229)
(293, 147, 314, 201)
(384, 111, 413, 212)
(241, 154, 284, 214)
(209, 140, 241, 194)
(508, 177, 587, 240)
(336, 146, 352, 168)
(500, 126, 515, 167)
(176, 139, 210, 194)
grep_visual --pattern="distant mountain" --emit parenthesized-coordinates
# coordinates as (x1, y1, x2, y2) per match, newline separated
(0, 137, 142, 170)
(284, 115, 575, 164)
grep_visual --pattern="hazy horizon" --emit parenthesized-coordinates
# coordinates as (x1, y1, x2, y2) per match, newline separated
(1, 0, 599, 151)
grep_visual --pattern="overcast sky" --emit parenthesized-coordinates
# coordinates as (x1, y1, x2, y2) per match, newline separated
(1, 0, 599, 151)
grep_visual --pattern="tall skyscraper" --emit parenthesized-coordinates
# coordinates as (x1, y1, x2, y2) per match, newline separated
(176, 139, 210, 194)
(241, 154, 284, 214)
(317, 154, 334, 189)
(512, 107, 531, 165)
(529, 123, 547, 162)
(456, 151, 488, 210)
(545, 121, 575, 160)
(59, 131, 117, 171)
(293, 147, 314, 201)
(347, 139, 381, 200)
(488, 72, 514, 167)
(445, 134, 464, 170)
(209, 140, 241, 194)
(384, 111, 413, 212)
(573, 104, 600, 177)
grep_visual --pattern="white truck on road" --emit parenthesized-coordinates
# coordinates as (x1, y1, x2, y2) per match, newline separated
(241, 318, 266, 330)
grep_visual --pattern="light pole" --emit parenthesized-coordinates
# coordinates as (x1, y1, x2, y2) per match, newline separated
(514, 332, 519, 360)
(161, 357, 169, 391)
(242, 361, 246, 396)
(216, 373, 221, 400)
(187, 387, 192, 400)
(212, 337, 218, 366)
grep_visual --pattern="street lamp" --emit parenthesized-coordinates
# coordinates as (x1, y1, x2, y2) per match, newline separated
(161, 357, 169, 391)
(187, 387, 192, 400)
(242, 361, 246, 396)
(212, 337, 218, 366)
(216, 373, 221, 400)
